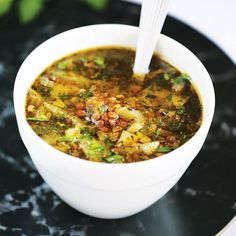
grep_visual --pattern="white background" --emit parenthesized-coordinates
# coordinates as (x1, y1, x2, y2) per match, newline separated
(125, 0, 236, 65)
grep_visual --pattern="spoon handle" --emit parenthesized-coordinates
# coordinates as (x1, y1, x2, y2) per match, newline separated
(133, 0, 170, 75)
(216, 216, 236, 236)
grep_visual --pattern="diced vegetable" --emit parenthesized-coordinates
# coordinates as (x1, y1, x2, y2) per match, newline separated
(79, 137, 109, 161)
(163, 72, 170, 80)
(97, 131, 113, 146)
(127, 123, 143, 133)
(115, 107, 143, 123)
(117, 131, 138, 146)
(136, 132, 151, 143)
(57, 61, 67, 70)
(27, 115, 49, 122)
(137, 141, 159, 155)
(52, 99, 65, 108)
(115, 107, 144, 133)
(60, 135, 78, 142)
(27, 88, 43, 107)
(103, 154, 123, 163)
(65, 127, 80, 137)
(94, 56, 105, 66)
(43, 102, 84, 127)
(53, 74, 91, 87)
(63, 126, 110, 161)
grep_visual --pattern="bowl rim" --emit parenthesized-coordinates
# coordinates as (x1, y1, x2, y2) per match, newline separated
(13, 24, 215, 169)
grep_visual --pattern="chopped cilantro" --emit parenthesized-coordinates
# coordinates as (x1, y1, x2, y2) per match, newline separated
(59, 93, 71, 101)
(146, 94, 156, 99)
(155, 128, 161, 137)
(80, 127, 93, 138)
(77, 90, 93, 100)
(173, 73, 191, 84)
(155, 73, 170, 87)
(166, 94, 173, 102)
(79, 56, 88, 62)
(157, 146, 173, 153)
(104, 137, 113, 146)
(176, 106, 185, 115)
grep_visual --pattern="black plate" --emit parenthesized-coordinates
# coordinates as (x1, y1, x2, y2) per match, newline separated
(0, 0, 236, 235)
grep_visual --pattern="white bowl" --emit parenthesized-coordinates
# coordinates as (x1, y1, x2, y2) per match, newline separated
(13, 24, 215, 219)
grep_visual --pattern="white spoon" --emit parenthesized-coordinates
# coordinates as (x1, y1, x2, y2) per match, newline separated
(133, 0, 170, 76)
(216, 215, 236, 236)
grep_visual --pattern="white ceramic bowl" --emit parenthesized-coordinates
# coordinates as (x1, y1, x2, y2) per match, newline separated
(13, 24, 215, 219)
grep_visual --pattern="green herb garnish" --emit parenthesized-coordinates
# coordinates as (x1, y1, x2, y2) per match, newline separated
(57, 61, 67, 70)
(157, 146, 173, 153)
(103, 154, 123, 163)
(80, 127, 93, 138)
(79, 56, 88, 62)
(77, 90, 93, 100)
(173, 73, 191, 84)
(176, 106, 185, 115)
(104, 137, 113, 146)
(94, 56, 105, 66)
(146, 94, 156, 99)
(168, 121, 182, 132)
(166, 94, 173, 102)
(155, 128, 161, 138)
(155, 74, 169, 87)
(59, 93, 71, 101)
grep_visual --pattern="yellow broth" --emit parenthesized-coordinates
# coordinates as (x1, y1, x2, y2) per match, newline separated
(25, 46, 202, 163)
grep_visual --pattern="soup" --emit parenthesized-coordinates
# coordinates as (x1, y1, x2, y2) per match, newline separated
(25, 47, 202, 163)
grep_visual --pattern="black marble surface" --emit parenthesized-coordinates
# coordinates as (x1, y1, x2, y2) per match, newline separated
(0, 0, 236, 235)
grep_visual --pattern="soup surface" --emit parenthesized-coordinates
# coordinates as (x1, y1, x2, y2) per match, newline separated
(25, 47, 202, 163)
